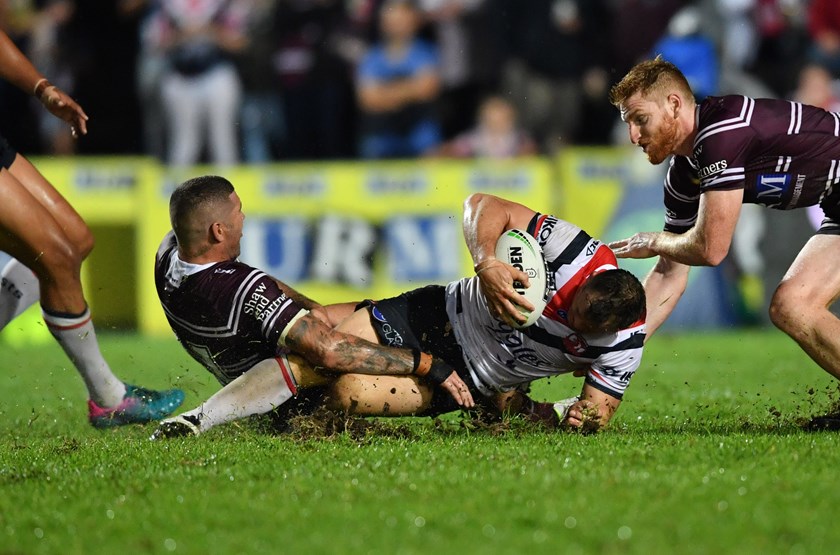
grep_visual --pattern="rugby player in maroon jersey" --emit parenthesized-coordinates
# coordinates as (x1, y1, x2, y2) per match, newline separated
(608, 56, 840, 430)
(151, 175, 474, 438)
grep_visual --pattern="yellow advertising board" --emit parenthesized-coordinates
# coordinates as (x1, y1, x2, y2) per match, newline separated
(15, 156, 552, 338)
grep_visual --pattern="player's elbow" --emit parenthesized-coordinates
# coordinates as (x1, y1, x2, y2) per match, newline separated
(703, 248, 728, 266)
(697, 241, 730, 266)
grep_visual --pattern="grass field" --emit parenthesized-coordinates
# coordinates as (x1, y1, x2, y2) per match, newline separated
(2, 328, 840, 554)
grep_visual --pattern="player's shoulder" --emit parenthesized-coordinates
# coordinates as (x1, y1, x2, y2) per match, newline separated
(699, 95, 752, 122)
(529, 213, 582, 248)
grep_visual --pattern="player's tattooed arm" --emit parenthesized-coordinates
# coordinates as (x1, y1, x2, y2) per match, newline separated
(285, 313, 475, 407)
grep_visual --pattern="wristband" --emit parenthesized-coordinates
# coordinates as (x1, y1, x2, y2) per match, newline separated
(33, 78, 51, 99)
(412, 349, 433, 377)
(425, 358, 455, 385)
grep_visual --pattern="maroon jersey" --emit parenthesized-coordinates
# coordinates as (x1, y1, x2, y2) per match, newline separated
(154, 232, 307, 385)
(664, 95, 840, 233)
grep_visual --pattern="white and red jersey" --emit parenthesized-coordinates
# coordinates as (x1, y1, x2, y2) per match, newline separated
(445, 214, 646, 400)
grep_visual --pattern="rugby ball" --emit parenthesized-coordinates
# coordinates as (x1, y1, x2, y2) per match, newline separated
(494, 229, 549, 328)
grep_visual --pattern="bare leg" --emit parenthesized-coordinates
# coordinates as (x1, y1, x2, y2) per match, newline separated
(769, 234, 840, 379)
(1, 156, 120, 407)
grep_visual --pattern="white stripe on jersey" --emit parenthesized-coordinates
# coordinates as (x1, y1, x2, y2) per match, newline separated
(161, 267, 264, 336)
(832, 112, 840, 137)
(787, 101, 803, 135)
(775, 156, 792, 172)
(694, 96, 754, 144)
(703, 167, 745, 188)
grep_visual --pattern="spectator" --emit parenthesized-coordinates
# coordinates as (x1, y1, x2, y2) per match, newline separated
(273, 0, 358, 160)
(418, 0, 504, 140)
(230, 0, 284, 163)
(499, 0, 605, 153)
(431, 95, 536, 158)
(652, 6, 719, 101)
(356, 0, 442, 159)
(792, 63, 840, 111)
(808, 0, 840, 77)
(121, 0, 168, 160)
(156, 0, 245, 166)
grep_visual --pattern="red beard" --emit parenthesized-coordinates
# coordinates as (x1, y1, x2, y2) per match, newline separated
(645, 115, 680, 164)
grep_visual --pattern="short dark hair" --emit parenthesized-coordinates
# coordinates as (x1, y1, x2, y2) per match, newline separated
(169, 175, 235, 238)
(583, 269, 646, 331)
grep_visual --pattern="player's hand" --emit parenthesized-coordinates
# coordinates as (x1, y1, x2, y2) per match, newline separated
(476, 260, 533, 327)
(439, 371, 475, 408)
(419, 355, 475, 408)
(562, 399, 603, 434)
(39, 85, 89, 138)
(608, 232, 659, 259)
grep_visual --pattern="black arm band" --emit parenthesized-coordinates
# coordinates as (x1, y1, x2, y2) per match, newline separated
(425, 358, 454, 385)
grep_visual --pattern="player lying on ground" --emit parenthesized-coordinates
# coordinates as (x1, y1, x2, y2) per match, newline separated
(0, 31, 183, 428)
(608, 56, 840, 430)
(150, 175, 474, 436)
(151, 191, 647, 438)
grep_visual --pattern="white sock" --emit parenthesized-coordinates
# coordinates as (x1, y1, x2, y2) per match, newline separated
(42, 307, 126, 407)
(182, 356, 297, 433)
(0, 256, 40, 331)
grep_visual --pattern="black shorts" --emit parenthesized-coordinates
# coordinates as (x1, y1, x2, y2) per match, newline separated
(359, 284, 481, 416)
(0, 134, 16, 170)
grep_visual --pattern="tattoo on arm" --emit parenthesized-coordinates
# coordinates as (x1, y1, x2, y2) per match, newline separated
(286, 315, 416, 375)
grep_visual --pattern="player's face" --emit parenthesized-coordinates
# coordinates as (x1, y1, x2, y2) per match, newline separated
(223, 192, 245, 259)
(620, 91, 680, 165)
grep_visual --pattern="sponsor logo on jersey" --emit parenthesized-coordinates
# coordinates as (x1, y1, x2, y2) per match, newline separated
(698, 160, 728, 179)
(243, 283, 284, 322)
(562, 333, 588, 355)
(585, 240, 600, 256)
(693, 145, 703, 157)
(214, 268, 235, 275)
(371, 306, 387, 323)
(536, 216, 558, 247)
(380, 323, 403, 347)
(755, 173, 790, 205)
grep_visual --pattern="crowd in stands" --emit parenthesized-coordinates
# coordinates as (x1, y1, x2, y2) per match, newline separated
(0, 0, 834, 164)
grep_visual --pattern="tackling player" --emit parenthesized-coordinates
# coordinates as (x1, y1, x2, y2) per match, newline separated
(608, 56, 840, 429)
(150, 175, 474, 437)
(0, 31, 184, 427)
(152, 190, 646, 438)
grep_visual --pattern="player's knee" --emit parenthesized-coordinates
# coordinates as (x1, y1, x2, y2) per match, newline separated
(35, 234, 83, 284)
(73, 224, 95, 261)
(768, 284, 809, 335)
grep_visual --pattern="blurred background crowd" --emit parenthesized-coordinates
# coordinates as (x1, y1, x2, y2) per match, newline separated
(0, 0, 838, 165)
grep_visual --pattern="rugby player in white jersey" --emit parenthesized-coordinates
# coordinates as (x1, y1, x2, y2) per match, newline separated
(152, 187, 646, 438)
(324, 192, 646, 430)
(608, 56, 840, 429)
